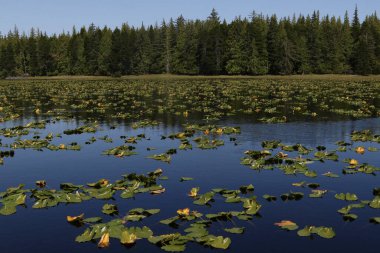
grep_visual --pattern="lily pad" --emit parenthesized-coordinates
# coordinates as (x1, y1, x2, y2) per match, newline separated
(224, 227, 245, 234)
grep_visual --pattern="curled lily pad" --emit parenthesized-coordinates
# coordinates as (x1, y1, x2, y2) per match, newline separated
(275, 220, 299, 231)
(67, 213, 85, 224)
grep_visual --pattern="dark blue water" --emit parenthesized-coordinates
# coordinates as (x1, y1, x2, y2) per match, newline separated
(0, 117, 379, 253)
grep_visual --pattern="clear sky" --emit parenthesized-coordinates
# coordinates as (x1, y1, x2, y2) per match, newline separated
(0, 0, 378, 35)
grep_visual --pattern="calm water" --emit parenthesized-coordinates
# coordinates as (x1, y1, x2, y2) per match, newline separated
(0, 117, 379, 253)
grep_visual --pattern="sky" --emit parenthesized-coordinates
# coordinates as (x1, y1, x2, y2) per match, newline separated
(0, 0, 379, 35)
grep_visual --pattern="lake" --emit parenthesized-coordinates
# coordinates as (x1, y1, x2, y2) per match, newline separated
(0, 78, 379, 253)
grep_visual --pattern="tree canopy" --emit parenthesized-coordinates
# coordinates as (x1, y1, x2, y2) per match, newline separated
(0, 8, 379, 77)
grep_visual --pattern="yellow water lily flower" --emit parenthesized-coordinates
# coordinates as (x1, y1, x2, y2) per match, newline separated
(188, 187, 199, 197)
(355, 147, 365, 154)
(349, 159, 358, 166)
(98, 232, 110, 248)
(177, 208, 190, 216)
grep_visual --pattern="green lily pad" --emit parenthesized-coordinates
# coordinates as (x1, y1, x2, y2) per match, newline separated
(243, 198, 261, 214)
(224, 227, 245, 234)
(369, 197, 380, 208)
(263, 194, 277, 201)
(297, 226, 312, 237)
(369, 217, 380, 224)
(161, 244, 186, 252)
(343, 213, 358, 221)
(147, 153, 171, 163)
(160, 216, 179, 225)
(206, 236, 231, 250)
(316, 227, 336, 239)
(83, 217, 102, 223)
(102, 204, 118, 215)
(335, 193, 358, 201)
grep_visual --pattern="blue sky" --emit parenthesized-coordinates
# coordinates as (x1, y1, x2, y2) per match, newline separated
(0, 0, 378, 35)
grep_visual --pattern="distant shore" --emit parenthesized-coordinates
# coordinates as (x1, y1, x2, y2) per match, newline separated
(4, 74, 380, 81)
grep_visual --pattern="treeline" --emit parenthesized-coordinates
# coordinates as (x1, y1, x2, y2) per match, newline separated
(1, 8, 380, 77)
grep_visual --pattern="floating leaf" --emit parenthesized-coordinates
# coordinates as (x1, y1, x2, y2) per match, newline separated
(309, 189, 327, 198)
(102, 204, 118, 215)
(316, 227, 336, 239)
(161, 244, 186, 252)
(83, 217, 102, 223)
(120, 230, 138, 245)
(67, 213, 84, 224)
(263, 194, 277, 201)
(243, 198, 261, 215)
(369, 217, 380, 224)
(322, 172, 340, 178)
(274, 220, 299, 231)
(224, 227, 245, 234)
(369, 197, 380, 209)
(206, 236, 231, 250)
(160, 216, 179, 225)
(343, 213, 358, 221)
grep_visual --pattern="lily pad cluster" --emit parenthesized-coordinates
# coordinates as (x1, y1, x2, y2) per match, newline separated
(0, 169, 165, 215)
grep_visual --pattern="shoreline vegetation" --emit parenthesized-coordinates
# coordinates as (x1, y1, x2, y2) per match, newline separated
(1, 8, 380, 79)
(4, 74, 380, 81)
